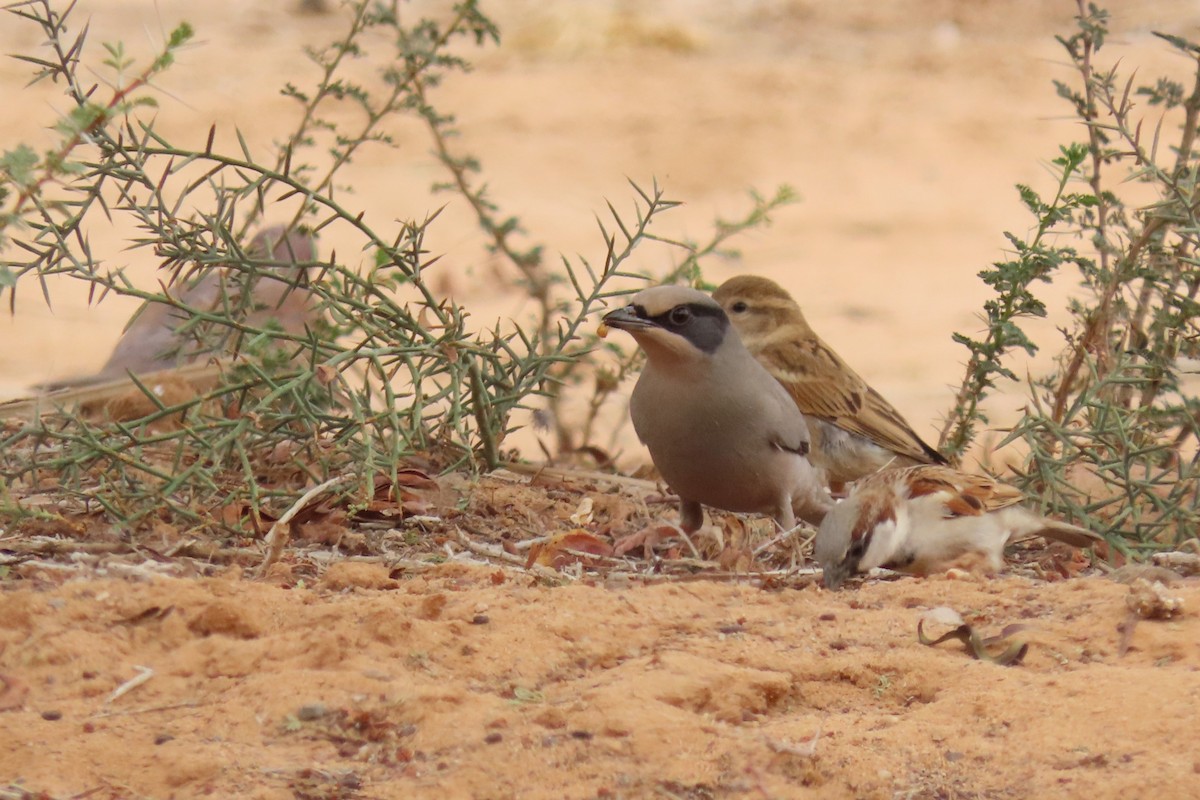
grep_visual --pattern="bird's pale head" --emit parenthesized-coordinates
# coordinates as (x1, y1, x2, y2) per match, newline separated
(601, 285, 732, 366)
(814, 500, 863, 589)
(712, 275, 812, 347)
(814, 484, 899, 589)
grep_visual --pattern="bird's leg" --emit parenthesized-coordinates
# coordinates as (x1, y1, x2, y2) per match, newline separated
(773, 504, 796, 532)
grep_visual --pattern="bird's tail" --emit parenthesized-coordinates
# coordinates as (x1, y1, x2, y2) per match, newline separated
(1004, 507, 1103, 548)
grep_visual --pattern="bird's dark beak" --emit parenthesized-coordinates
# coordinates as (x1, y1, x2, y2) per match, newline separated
(602, 304, 653, 331)
(821, 561, 850, 590)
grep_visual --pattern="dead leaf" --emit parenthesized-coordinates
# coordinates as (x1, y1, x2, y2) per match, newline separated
(215, 500, 271, 534)
(569, 497, 594, 526)
(314, 364, 337, 386)
(343, 471, 440, 523)
(917, 609, 1028, 666)
(529, 529, 614, 570)
(267, 440, 302, 465)
(613, 524, 680, 557)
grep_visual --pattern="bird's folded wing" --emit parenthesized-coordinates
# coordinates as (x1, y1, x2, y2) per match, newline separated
(902, 465, 1025, 516)
(762, 339, 945, 464)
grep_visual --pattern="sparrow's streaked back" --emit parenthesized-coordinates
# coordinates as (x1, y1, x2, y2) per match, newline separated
(713, 275, 946, 488)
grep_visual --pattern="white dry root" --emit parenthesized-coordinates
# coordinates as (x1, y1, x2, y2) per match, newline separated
(1126, 578, 1185, 620)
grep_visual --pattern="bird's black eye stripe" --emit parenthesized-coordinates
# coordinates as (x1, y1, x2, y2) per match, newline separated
(731, 301, 748, 313)
(648, 302, 726, 329)
(644, 302, 729, 354)
(848, 539, 867, 559)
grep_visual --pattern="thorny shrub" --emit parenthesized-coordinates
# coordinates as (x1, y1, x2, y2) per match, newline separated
(940, 1, 1200, 557)
(0, 0, 788, 532)
(5, 0, 1198, 563)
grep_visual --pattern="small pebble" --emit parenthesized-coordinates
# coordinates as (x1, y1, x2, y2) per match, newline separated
(471, 615, 490, 625)
(296, 704, 328, 721)
(484, 732, 503, 744)
(41, 710, 62, 721)
(155, 733, 175, 745)
(570, 730, 593, 740)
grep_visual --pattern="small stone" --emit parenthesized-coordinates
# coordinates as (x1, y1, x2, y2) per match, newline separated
(484, 732, 503, 744)
(40, 710, 62, 721)
(296, 704, 328, 721)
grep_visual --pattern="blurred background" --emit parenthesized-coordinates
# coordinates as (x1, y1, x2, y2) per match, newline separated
(3, 0, 1198, 460)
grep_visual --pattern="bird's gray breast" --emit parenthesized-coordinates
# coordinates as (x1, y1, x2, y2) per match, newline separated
(629, 360, 809, 515)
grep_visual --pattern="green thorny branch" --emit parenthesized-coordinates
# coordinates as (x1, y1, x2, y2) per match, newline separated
(944, 2, 1200, 553)
(938, 144, 1097, 460)
(0, 0, 684, 531)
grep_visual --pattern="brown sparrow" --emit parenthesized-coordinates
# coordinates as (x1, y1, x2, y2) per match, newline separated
(602, 285, 831, 534)
(814, 464, 1103, 588)
(712, 275, 946, 488)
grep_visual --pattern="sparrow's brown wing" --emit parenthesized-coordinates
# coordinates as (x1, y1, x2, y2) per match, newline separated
(900, 465, 1102, 547)
(757, 337, 946, 465)
(901, 465, 1025, 516)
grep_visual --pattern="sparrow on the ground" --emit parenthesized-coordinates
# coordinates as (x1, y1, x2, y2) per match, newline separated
(814, 464, 1103, 588)
(602, 285, 832, 534)
(712, 275, 946, 488)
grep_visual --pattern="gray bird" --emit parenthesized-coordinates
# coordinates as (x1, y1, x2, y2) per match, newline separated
(601, 285, 832, 533)
(39, 226, 320, 390)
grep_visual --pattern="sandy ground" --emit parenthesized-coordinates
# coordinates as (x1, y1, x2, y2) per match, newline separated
(1, 561, 1198, 800)
(4, 1, 1200, 798)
